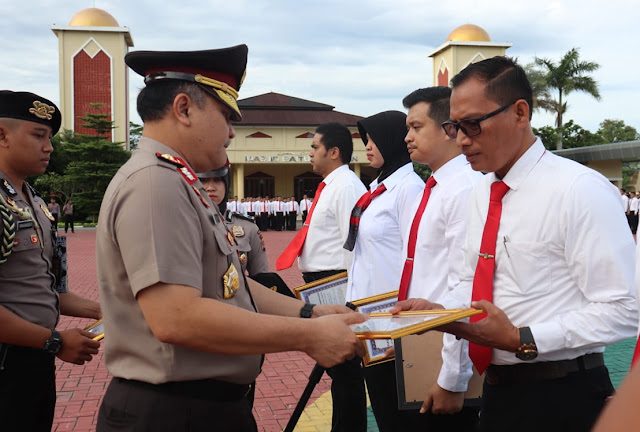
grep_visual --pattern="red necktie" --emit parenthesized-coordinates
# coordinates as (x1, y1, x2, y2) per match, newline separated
(397, 177, 437, 301)
(344, 184, 387, 251)
(469, 180, 510, 375)
(276, 182, 326, 270)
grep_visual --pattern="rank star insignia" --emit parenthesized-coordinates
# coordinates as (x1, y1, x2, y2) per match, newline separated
(40, 204, 55, 222)
(222, 263, 240, 299)
(3, 180, 16, 195)
(232, 225, 245, 237)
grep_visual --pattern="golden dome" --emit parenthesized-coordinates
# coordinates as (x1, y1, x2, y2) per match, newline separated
(446, 24, 491, 42)
(69, 8, 119, 27)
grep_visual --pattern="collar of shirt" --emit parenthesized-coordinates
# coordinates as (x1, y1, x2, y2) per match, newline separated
(432, 154, 472, 186)
(323, 164, 350, 186)
(493, 138, 545, 191)
(370, 162, 416, 193)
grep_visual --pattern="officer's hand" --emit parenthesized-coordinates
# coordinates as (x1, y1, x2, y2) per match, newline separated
(443, 300, 520, 352)
(389, 298, 444, 315)
(306, 313, 366, 368)
(56, 328, 101, 365)
(421, 383, 464, 415)
(312, 304, 354, 317)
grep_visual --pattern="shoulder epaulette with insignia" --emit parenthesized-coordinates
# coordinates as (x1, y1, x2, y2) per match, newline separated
(1, 179, 17, 196)
(229, 211, 256, 224)
(155, 152, 184, 168)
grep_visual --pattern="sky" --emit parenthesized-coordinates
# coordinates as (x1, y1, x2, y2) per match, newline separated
(1, 0, 639, 134)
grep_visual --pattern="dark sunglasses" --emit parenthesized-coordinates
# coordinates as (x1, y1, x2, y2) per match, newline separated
(441, 100, 517, 139)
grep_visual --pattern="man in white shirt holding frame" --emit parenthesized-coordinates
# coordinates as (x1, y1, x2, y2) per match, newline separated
(395, 56, 637, 432)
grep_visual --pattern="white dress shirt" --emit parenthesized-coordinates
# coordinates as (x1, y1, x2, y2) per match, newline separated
(398, 155, 483, 392)
(346, 163, 424, 302)
(444, 138, 637, 377)
(630, 197, 639, 215)
(227, 200, 238, 212)
(298, 164, 367, 273)
(300, 199, 311, 212)
(622, 194, 630, 213)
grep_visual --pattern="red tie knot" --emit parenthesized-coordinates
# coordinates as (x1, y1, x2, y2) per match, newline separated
(426, 176, 437, 189)
(490, 181, 510, 202)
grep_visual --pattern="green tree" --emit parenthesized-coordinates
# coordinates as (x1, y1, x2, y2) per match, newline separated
(62, 103, 130, 221)
(129, 121, 143, 151)
(534, 120, 604, 150)
(531, 48, 601, 150)
(597, 119, 640, 143)
(412, 162, 431, 182)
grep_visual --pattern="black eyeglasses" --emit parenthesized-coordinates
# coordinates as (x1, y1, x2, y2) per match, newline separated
(441, 101, 517, 139)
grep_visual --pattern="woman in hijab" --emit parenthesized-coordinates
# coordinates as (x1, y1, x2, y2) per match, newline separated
(344, 110, 424, 431)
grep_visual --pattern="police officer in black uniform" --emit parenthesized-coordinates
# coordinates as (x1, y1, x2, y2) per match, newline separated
(0, 90, 101, 432)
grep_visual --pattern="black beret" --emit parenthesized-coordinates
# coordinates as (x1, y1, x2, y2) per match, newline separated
(125, 45, 248, 121)
(0, 90, 61, 135)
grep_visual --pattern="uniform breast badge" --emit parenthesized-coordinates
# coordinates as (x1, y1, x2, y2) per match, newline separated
(232, 225, 245, 237)
(226, 231, 235, 246)
(239, 252, 247, 265)
(223, 263, 240, 299)
(40, 204, 55, 222)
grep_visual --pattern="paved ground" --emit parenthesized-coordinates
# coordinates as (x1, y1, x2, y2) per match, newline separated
(50, 227, 635, 431)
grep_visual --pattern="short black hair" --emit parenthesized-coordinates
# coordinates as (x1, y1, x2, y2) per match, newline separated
(402, 87, 452, 125)
(314, 122, 353, 165)
(451, 56, 533, 120)
(136, 81, 207, 122)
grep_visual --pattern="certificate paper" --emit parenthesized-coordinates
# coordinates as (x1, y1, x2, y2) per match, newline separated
(350, 291, 398, 366)
(84, 319, 104, 341)
(349, 309, 481, 340)
(294, 272, 348, 305)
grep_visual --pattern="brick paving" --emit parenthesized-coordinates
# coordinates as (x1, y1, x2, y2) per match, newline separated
(50, 227, 636, 431)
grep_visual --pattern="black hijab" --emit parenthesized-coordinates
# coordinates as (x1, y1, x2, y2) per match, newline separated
(357, 110, 410, 183)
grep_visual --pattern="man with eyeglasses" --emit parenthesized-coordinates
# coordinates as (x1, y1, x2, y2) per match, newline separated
(394, 56, 637, 432)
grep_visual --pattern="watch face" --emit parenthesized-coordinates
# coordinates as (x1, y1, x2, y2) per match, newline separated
(516, 349, 538, 361)
(45, 332, 62, 354)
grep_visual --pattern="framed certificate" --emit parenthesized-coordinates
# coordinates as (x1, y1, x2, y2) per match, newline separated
(350, 291, 398, 366)
(395, 331, 484, 410)
(349, 308, 481, 340)
(84, 319, 105, 341)
(294, 271, 348, 305)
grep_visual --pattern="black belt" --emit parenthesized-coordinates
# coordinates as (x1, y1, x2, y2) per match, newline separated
(486, 353, 605, 385)
(115, 377, 251, 401)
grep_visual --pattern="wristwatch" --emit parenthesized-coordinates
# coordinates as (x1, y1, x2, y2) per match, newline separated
(43, 329, 63, 354)
(515, 326, 538, 361)
(300, 303, 316, 319)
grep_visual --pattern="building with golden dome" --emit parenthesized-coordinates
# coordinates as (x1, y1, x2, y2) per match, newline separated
(428, 24, 512, 86)
(52, 8, 133, 147)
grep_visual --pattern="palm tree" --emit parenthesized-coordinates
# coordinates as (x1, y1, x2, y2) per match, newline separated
(532, 48, 601, 150)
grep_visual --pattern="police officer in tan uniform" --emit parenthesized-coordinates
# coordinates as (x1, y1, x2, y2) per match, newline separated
(198, 162, 269, 277)
(95, 46, 365, 432)
(0, 90, 101, 432)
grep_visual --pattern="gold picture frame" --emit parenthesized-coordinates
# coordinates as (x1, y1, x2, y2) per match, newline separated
(350, 291, 399, 366)
(84, 318, 105, 341)
(293, 271, 348, 305)
(350, 308, 482, 340)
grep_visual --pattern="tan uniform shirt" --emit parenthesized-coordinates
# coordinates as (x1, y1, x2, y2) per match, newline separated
(0, 172, 58, 329)
(224, 211, 269, 276)
(96, 138, 261, 385)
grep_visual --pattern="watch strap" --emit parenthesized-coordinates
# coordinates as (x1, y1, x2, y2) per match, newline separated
(300, 303, 315, 319)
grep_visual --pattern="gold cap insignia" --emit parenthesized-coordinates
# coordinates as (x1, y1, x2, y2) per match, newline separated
(232, 225, 245, 237)
(223, 263, 240, 299)
(29, 101, 55, 120)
